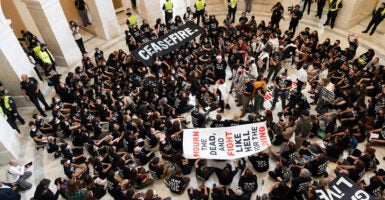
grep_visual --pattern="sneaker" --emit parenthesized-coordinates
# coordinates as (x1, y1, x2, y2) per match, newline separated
(45, 107, 52, 111)
(41, 113, 48, 117)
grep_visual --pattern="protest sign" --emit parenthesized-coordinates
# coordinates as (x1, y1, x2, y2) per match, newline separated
(132, 21, 204, 66)
(314, 174, 376, 200)
(183, 122, 270, 160)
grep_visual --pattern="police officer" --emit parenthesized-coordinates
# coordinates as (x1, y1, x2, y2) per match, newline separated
(194, 0, 206, 25)
(227, 0, 238, 23)
(126, 12, 137, 27)
(323, 0, 343, 29)
(20, 74, 51, 117)
(0, 92, 25, 125)
(163, 0, 173, 25)
(0, 103, 20, 133)
(362, 3, 385, 36)
(37, 43, 56, 71)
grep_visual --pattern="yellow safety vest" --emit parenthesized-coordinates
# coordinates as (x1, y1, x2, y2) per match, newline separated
(164, 1, 173, 12)
(195, 0, 205, 11)
(0, 107, 7, 120)
(3, 96, 12, 111)
(229, 0, 238, 8)
(38, 49, 54, 65)
(376, 7, 385, 17)
(127, 15, 137, 26)
(329, 0, 342, 12)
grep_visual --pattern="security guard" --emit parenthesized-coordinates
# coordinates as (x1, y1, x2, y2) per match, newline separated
(126, 12, 137, 27)
(163, 0, 173, 25)
(37, 43, 56, 71)
(20, 74, 51, 117)
(0, 92, 25, 125)
(227, 0, 238, 23)
(323, 0, 342, 29)
(0, 99, 20, 133)
(194, 0, 206, 25)
(362, 2, 385, 36)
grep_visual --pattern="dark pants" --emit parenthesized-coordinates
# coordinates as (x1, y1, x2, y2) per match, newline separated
(29, 91, 50, 115)
(33, 65, 44, 81)
(289, 21, 299, 35)
(324, 10, 338, 28)
(76, 38, 86, 53)
(228, 6, 237, 23)
(316, 0, 326, 18)
(271, 89, 288, 109)
(7, 116, 20, 133)
(302, 0, 312, 15)
(297, 79, 304, 91)
(364, 18, 382, 35)
(165, 11, 173, 24)
(267, 65, 281, 83)
(196, 10, 204, 25)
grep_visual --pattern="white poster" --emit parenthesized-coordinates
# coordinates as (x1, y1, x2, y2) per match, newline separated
(183, 122, 270, 160)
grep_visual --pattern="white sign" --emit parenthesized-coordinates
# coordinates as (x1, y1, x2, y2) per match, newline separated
(183, 122, 270, 160)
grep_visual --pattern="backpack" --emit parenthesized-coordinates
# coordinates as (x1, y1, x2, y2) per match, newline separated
(350, 136, 358, 149)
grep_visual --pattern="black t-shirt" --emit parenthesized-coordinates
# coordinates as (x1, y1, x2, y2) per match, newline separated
(168, 175, 184, 193)
(191, 111, 206, 128)
(348, 168, 365, 182)
(274, 76, 292, 92)
(249, 153, 269, 172)
(149, 164, 164, 179)
(307, 159, 327, 177)
(238, 174, 258, 192)
(20, 77, 39, 96)
(290, 176, 311, 195)
(365, 181, 384, 197)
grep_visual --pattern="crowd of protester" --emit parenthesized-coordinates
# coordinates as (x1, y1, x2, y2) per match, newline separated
(2, 1, 385, 200)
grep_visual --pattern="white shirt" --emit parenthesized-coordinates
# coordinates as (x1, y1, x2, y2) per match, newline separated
(6, 165, 25, 183)
(297, 68, 308, 83)
(72, 26, 82, 40)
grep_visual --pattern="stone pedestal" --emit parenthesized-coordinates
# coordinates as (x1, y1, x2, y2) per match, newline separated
(23, 0, 81, 67)
(334, 0, 376, 29)
(137, 0, 162, 25)
(0, 21, 36, 96)
(88, 0, 122, 40)
(0, 115, 20, 166)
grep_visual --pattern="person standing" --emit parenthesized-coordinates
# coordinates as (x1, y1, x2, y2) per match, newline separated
(163, 0, 174, 24)
(6, 160, 33, 190)
(0, 93, 25, 132)
(362, 3, 385, 36)
(194, 0, 206, 25)
(69, 21, 86, 53)
(227, 0, 238, 23)
(323, 0, 343, 29)
(316, 0, 326, 19)
(271, 2, 284, 29)
(0, 105, 19, 133)
(288, 5, 302, 35)
(126, 12, 137, 27)
(302, 0, 312, 15)
(20, 74, 51, 117)
(296, 64, 308, 91)
(271, 72, 292, 110)
(74, 0, 91, 27)
(238, 76, 254, 118)
(245, 0, 252, 13)
(37, 44, 56, 71)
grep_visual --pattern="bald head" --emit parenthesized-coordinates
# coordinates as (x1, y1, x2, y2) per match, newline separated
(9, 159, 18, 166)
(21, 74, 28, 82)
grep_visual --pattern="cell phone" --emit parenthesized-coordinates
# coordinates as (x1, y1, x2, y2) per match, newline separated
(25, 162, 33, 167)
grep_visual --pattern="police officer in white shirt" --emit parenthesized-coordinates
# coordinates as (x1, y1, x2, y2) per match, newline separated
(6, 160, 33, 190)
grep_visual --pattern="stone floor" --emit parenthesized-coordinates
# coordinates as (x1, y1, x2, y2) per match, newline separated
(1, 1, 385, 200)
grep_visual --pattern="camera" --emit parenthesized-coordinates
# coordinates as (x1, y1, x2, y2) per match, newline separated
(288, 5, 294, 12)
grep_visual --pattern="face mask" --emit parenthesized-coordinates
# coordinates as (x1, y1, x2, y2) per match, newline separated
(161, 140, 166, 144)
(32, 128, 37, 132)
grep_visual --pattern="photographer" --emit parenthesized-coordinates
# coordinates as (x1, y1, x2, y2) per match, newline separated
(69, 21, 86, 53)
(288, 5, 302, 35)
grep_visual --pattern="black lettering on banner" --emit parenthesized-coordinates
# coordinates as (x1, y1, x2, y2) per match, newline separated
(132, 22, 205, 66)
(314, 174, 376, 200)
(234, 133, 243, 152)
(251, 127, 260, 151)
(243, 131, 252, 152)
(218, 138, 225, 151)
(201, 139, 207, 151)
(209, 134, 217, 155)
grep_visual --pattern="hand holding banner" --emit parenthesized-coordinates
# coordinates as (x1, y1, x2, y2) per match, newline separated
(183, 122, 271, 160)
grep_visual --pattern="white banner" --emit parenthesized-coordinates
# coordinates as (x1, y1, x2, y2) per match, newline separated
(183, 122, 270, 160)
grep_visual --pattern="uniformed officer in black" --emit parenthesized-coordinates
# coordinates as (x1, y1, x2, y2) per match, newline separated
(0, 92, 25, 125)
(362, 3, 385, 36)
(20, 74, 51, 117)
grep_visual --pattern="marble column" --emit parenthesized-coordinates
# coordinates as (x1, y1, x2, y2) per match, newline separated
(137, 0, 162, 25)
(87, 0, 122, 41)
(0, 6, 37, 96)
(23, 0, 81, 67)
(334, 0, 376, 29)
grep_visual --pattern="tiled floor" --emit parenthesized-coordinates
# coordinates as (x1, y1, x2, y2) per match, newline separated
(2, 1, 385, 200)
